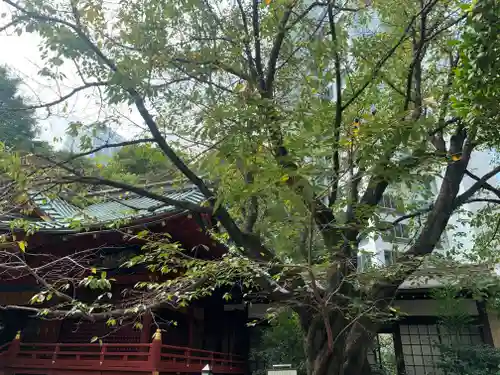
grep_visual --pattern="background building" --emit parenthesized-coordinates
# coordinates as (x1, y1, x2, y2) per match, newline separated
(63, 125, 125, 160)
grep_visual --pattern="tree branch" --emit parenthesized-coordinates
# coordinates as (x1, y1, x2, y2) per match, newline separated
(13, 81, 109, 110)
(235, 0, 259, 82)
(172, 57, 251, 82)
(35, 153, 210, 214)
(392, 206, 433, 226)
(327, 2, 342, 207)
(264, 1, 296, 95)
(425, 13, 467, 41)
(455, 165, 500, 206)
(59, 175, 211, 214)
(252, 0, 264, 86)
(0, 16, 27, 32)
(51, 138, 156, 167)
(6, 0, 278, 263)
(430, 52, 459, 153)
(464, 169, 500, 199)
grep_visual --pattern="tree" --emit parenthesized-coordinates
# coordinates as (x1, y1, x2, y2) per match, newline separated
(250, 311, 306, 375)
(0, 1, 500, 375)
(0, 65, 38, 150)
(102, 143, 193, 182)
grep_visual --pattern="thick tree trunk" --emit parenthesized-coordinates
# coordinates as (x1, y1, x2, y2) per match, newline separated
(299, 309, 373, 375)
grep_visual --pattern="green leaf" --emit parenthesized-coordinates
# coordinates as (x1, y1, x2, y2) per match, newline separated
(106, 318, 117, 327)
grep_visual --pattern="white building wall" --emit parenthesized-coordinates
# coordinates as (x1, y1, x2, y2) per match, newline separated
(63, 126, 125, 160)
(359, 150, 498, 268)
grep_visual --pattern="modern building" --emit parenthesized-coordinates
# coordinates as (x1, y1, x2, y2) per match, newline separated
(355, 148, 498, 269)
(63, 125, 125, 160)
(305, 2, 500, 268)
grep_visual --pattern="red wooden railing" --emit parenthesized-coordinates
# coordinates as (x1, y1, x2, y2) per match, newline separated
(0, 333, 245, 375)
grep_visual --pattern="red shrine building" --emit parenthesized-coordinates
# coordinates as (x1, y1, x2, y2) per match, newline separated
(0, 184, 249, 375)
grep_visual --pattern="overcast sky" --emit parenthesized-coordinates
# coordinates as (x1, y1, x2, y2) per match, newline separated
(0, 1, 142, 149)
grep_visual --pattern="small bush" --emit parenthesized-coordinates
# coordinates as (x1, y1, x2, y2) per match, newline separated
(436, 343, 500, 375)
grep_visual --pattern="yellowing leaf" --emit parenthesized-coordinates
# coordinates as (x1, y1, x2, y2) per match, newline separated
(234, 82, 245, 92)
(91, 267, 97, 274)
(265, 0, 271, 5)
(451, 154, 461, 161)
(96, 163, 103, 169)
(17, 241, 27, 252)
(280, 174, 290, 182)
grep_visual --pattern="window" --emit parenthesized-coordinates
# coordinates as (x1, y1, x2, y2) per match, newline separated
(399, 323, 482, 375)
(380, 194, 398, 210)
(384, 250, 397, 266)
(393, 223, 410, 240)
(358, 253, 373, 271)
(381, 222, 411, 243)
(382, 222, 410, 241)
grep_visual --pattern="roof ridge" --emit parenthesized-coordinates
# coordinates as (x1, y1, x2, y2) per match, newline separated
(3, 185, 205, 232)
(83, 180, 197, 198)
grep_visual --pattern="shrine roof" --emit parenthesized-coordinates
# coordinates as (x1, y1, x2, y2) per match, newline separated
(0, 184, 205, 232)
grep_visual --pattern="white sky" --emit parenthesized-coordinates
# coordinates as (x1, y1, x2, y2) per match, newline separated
(0, 1, 142, 149)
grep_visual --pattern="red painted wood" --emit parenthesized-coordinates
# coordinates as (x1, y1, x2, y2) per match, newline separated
(0, 341, 244, 375)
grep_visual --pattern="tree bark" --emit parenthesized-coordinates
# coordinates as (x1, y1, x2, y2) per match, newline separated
(299, 309, 373, 375)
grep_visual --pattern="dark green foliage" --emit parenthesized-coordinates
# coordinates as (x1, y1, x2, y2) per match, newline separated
(433, 287, 500, 375)
(0, 66, 38, 150)
(454, 0, 500, 148)
(111, 144, 172, 177)
(436, 343, 500, 375)
(249, 311, 306, 375)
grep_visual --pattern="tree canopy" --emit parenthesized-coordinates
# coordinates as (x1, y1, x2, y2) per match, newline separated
(0, 65, 38, 150)
(0, 0, 500, 374)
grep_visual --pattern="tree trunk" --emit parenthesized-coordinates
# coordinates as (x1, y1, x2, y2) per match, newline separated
(299, 309, 373, 375)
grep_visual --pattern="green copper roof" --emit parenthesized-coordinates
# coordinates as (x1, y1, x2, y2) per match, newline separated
(0, 186, 205, 232)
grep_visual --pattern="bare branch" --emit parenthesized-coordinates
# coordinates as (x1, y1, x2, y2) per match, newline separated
(59, 175, 211, 214)
(392, 206, 433, 226)
(455, 165, 500, 206)
(172, 57, 251, 82)
(327, 2, 342, 207)
(11, 81, 109, 111)
(0, 16, 27, 32)
(49, 138, 156, 167)
(464, 170, 500, 199)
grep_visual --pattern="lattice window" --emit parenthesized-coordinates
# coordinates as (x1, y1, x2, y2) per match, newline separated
(399, 323, 482, 375)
